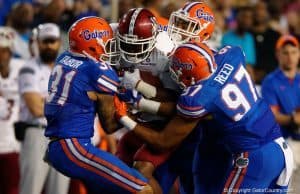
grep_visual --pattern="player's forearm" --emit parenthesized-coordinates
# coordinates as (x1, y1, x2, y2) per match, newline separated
(98, 113, 120, 134)
(158, 102, 176, 117)
(132, 124, 175, 151)
(272, 111, 293, 126)
(23, 93, 44, 117)
(154, 87, 178, 102)
(119, 116, 177, 150)
(119, 113, 200, 151)
(95, 93, 120, 134)
(138, 98, 176, 117)
(30, 104, 44, 117)
(106, 135, 117, 154)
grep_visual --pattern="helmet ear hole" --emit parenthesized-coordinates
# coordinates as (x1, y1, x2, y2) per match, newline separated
(89, 47, 96, 52)
(203, 32, 210, 40)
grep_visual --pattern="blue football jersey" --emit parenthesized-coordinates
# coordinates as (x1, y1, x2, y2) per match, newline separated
(44, 51, 119, 138)
(177, 46, 281, 152)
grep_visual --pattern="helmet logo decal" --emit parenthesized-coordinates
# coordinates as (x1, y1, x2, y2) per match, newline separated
(196, 9, 214, 22)
(172, 58, 193, 70)
(83, 30, 110, 40)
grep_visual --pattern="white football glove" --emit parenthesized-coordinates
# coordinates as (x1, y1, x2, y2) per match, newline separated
(155, 31, 176, 56)
(121, 68, 141, 89)
(0, 96, 10, 119)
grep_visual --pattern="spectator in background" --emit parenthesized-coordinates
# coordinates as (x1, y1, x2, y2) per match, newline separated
(221, 6, 256, 78)
(73, 0, 102, 21)
(6, 2, 34, 59)
(118, 0, 135, 20)
(215, 0, 236, 30)
(18, 23, 69, 194)
(262, 35, 300, 140)
(141, 0, 168, 30)
(32, 0, 72, 50)
(206, 11, 225, 50)
(0, 27, 24, 194)
(286, 5, 300, 42)
(261, 34, 300, 192)
(160, 1, 177, 20)
(266, 0, 288, 34)
(251, 1, 280, 84)
(32, 0, 66, 29)
(0, 0, 33, 25)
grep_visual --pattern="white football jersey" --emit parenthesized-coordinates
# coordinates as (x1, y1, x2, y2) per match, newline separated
(119, 32, 180, 123)
(19, 58, 52, 126)
(0, 58, 25, 153)
(120, 49, 179, 91)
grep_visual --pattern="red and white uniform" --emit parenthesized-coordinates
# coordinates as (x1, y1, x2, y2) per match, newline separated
(0, 58, 24, 153)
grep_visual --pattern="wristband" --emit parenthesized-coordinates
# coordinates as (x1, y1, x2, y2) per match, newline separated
(136, 80, 157, 99)
(120, 116, 137, 130)
(137, 98, 161, 114)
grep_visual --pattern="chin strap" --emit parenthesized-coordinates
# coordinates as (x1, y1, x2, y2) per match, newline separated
(82, 50, 98, 62)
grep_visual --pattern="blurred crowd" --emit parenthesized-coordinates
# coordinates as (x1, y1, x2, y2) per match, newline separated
(0, 0, 300, 83)
(1, 0, 300, 82)
(1, 0, 300, 194)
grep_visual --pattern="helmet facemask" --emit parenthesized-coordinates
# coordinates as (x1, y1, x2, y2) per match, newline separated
(169, 66, 193, 89)
(117, 32, 157, 64)
(98, 38, 120, 65)
(168, 10, 207, 45)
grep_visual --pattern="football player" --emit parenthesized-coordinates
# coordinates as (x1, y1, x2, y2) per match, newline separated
(44, 16, 153, 194)
(121, 2, 216, 99)
(0, 26, 24, 194)
(114, 42, 294, 193)
(115, 3, 217, 194)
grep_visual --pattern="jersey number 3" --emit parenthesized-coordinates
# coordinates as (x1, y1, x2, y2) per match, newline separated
(221, 65, 258, 121)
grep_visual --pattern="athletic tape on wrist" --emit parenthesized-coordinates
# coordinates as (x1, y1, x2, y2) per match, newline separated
(136, 80, 157, 99)
(138, 98, 161, 114)
(120, 116, 137, 130)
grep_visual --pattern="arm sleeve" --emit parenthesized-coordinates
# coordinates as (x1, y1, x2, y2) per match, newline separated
(18, 66, 39, 94)
(177, 93, 208, 118)
(88, 62, 120, 95)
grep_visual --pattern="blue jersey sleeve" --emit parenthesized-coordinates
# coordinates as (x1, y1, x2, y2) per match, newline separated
(217, 45, 246, 68)
(88, 61, 120, 95)
(177, 85, 208, 118)
(261, 76, 278, 106)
